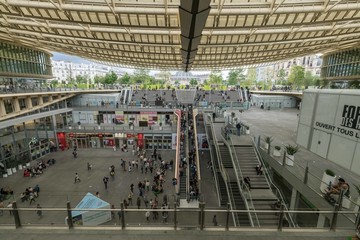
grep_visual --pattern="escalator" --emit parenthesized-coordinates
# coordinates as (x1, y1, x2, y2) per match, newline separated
(229, 181, 252, 226)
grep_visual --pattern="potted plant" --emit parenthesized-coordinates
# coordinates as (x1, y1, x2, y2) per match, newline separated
(245, 126, 250, 135)
(320, 169, 336, 193)
(264, 136, 273, 150)
(273, 146, 281, 157)
(285, 144, 299, 166)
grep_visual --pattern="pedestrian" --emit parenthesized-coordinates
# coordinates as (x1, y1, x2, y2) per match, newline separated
(128, 161, 132, 172)
(111, 204, 115, 219)
(236, 122, 242, 136)
(130, 183, 134, 193)
(144, 195, 149, 208)
(73, 150, 77, 158)
(87, 162, 92, 170)
(136, 197, 141, 209)
(36, 204, 42, 217)
(145, 211, 150, 222)
(212, 215, 218, 226)
(127, 192, 133, 205)
(74, 173, 80, 183)
(103, 176, 109, 189)
(113, 145, 116, 151)
(140, 164, 144, 174)
(29, 192, 36, 205)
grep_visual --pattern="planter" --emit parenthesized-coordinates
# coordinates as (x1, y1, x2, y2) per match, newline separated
(273, 149, 281, 157)
(3, 173, 8, 178)
(265, 143, 269, 150)
(246, 129, 250, 135)
(286, 154, 294, 166)
(7, 168, 12, 176)
(26, 162, 31, 167)
(12, 167, 17, 173)
(18, 165, 23, 170)
(320, 172, 336, 193)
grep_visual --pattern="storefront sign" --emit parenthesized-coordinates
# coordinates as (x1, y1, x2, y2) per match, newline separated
(98, 134, 103, 138)
(69, 133, 74, 138)
(314, 104, 360, 140)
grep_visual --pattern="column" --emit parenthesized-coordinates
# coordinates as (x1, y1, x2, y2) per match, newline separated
(289, 187, 299, 220)
(38, 96, 43, 106)
(52, 115, 59, 148)
(12, 98, 20, 113)
(0, 99, 6, 117)
(25, 97, 32, 109)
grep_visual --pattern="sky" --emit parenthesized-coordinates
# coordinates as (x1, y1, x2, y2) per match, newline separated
(51, 52, 229, 77)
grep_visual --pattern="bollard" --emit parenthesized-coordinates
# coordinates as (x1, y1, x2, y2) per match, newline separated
(226, 203, 230, 231)
(12, 202, 22, 228)
(120, 203, 125, 230)
(66, 201, 73, 229)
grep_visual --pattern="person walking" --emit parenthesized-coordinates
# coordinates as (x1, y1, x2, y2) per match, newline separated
(145, 211, 150, 222)
(236, 122, 242, 136)
(0, 201, 4, 216)
(74, 173, 80, 183)
(103, 176, 109, 189)
(212, 215, 218, 226)
(36, 204, 42, 217)
(87, 162, 92, 171)
(29, 192, 36, 205)
(127, 192, 133, 206)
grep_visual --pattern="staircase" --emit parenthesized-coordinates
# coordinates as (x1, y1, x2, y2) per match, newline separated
(234, 146, 268, 189)
(219, 146, 233, 168)
(229, 181, 251, 226)
(179, 169, 187, 199)
(234, 145, 279, 227)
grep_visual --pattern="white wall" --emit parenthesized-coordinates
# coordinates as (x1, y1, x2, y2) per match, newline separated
(296, 89, 360, 174)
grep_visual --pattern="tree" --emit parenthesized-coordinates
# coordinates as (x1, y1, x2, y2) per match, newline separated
(189, 78, 198, 87)
(227, 69, 246, 86)
(75, 75, 88, 84)
(158, 70, 171, 85)
(278, 69, 287, 85)
(94, 75, 105, 84)
(131, 69, 152, 84)
(243, 68, 256, 87)
(104, 71, 118, 84)
(288, 65, 305, 88)
(303, 71, 315, 88)
(119, 73, 131, 85)
(208, 71, 223, 85)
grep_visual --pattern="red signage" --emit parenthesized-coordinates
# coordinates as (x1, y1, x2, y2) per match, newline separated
(69, 133, 74, 138)
(98, 133, 103, 138)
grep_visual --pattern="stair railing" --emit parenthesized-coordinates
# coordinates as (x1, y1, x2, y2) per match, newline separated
(221, 129, 257, 227)
(208, 114, 238, 226)
(252, 137, 297, 228)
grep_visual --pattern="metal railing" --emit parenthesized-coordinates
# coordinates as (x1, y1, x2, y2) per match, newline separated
(207, 114, 238, 226)
(224, 133, 256, 227)
(252, 137, 297, 228)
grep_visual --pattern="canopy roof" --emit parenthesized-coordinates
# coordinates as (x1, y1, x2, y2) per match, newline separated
(1, 0, 360, 71)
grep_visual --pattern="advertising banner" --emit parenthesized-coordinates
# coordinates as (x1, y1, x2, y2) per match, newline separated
(115, 111, 125, 125)
(197, 134, 209, 150)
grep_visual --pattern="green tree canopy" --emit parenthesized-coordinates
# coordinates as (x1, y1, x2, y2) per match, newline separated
(303, 71, 316, 88)
(131, 69, 152, 84)
(243, 68, 256, 87)
(227, 69, 246, 85)
(278, 68, 287, 85)
(288, 65, 305, 88)
(119, 73, 131, 85)
(104, 71, 118, 84)
(208, 71, 223, 84)
(189, 78, 198, 87)
(75, 75, 88, 84)
(94, 75, 105, 84)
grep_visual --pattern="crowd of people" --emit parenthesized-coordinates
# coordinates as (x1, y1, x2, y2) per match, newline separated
(187, 105, 199, 201)
(23, 159, 56, 177)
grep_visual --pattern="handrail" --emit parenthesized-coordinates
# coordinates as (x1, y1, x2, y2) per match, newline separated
(193, 108, 201, 199)
(224, 133, 256, 227)
(208, 114, 238, 226)
(185, 111, 190, 201)
(203, 115, 221, 205)
(174, 109, 182, 195)
(252, 137, 297, 228)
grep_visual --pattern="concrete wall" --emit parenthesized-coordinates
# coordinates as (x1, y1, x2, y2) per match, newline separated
(296, 89, 360, 174)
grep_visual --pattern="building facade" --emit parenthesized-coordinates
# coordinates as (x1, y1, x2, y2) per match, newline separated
(321, 48, 360, 82)
(51, 60, 126, 83)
